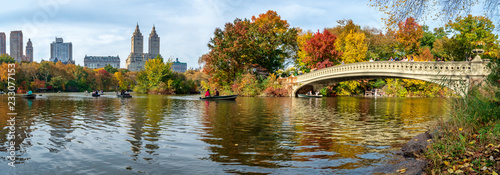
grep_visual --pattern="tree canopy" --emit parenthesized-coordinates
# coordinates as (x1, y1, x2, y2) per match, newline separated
(199, 10, 298, 86)
(370, 0, 500, 27)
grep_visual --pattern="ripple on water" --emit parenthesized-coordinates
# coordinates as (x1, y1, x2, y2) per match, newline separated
(0, 94, 449, 174)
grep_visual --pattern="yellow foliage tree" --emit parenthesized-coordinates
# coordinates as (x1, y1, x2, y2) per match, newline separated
(114, 72, 127, 90)
(335, 30, 368, 63)
(296, 29, 313, 70)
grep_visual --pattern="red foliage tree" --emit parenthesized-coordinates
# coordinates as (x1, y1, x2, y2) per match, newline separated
(303, 29, 342, 69)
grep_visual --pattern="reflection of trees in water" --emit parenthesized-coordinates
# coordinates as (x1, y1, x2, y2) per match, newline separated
(125, 95, 171, 163)
(200, 98, 296, 168)
(291, 98, 368, 166)
(0, 98, 40, 164)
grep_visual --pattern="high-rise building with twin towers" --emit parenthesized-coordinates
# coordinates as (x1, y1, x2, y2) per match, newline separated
(126, 24, 161, 71)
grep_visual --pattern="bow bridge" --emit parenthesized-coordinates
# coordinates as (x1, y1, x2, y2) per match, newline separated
(286, 58, 491, 97)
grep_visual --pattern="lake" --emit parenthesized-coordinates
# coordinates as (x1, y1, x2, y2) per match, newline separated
(0, 93, 449, 174)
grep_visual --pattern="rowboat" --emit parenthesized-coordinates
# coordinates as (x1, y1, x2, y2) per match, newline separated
(22, 94, 37, 99)
(92, 93, 100, 97)
(199, 95, 238, 100)
(117, 94, 132, 98)
(298, 94, 322, 98)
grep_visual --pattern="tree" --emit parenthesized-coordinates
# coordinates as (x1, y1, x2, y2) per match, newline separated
(295, 29, 313, 71)
(302, 29, 342, 69)
(200, 10, 298, 85)
(114, 72, 128, 90)
(39, 61, 53, 83)
(370, 0, 500, 27)
(95, 69, 114, 91)
(49, 76, 67, 91)
(420, 25, 436, 49)
(335, 30, 368, 63)
(0, 54, 15, 64)
(446, 15, 499, 60)
(104, 64, 118, 74)
(250, 10, 299, 73)
(200, 18, 252, 86)
(135, 55, 173, 93)
(396, 17, 424, 55)
(363, 27, 398, 60)
(419, 47, 434, 61)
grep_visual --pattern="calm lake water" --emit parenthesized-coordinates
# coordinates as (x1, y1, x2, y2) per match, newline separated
(0, 93, 450, 174)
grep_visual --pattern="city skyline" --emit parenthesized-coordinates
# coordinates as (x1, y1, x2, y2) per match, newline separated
(0, 0, 453, 68)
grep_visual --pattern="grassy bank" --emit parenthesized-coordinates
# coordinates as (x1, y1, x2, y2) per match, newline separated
(425, 82, 500, 173)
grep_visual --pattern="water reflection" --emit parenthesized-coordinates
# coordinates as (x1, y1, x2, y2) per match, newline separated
(199, 97, 449, 173)
(0, 94, 449, 174)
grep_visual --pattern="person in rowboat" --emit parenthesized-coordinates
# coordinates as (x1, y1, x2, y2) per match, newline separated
(215, 89, 219, 96)
(205, 89, 211, 97)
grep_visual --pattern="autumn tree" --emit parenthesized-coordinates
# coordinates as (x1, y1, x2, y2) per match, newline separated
(396, 17, 423, 55)
(363, 27, 398, 60)
(335, 30, 368, 63)
(250, 10, 299, 73)
(114, 71, 128, 90)
(200, 18, 252, 86)
(302, 29, 342, 69)
(200, 10, 298, 86)
(95, 69, 114, 91)
(295, 29, 313, 71)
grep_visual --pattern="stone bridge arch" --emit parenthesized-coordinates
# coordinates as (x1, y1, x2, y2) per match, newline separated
(287, 59, 490, 97)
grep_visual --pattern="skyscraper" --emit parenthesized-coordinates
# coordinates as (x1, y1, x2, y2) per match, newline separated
(0, 32, 6, 55)
(26, 39, 33, 62)
(10, 31, 23, 62)
(126, 24, 161, 71)
(50, 37, 73, 64)
(148, 25, 160, 59)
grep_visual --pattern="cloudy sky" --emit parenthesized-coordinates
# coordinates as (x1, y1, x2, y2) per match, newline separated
(0, 0, 396, 68)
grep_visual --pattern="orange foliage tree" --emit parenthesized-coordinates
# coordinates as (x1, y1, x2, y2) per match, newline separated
(396, 17, 423, 55)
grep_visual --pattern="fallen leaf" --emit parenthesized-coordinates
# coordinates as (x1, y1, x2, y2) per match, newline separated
(448, 169, 454, 173)
(444, 161, 450, 166)
(396, 168, 407, 174)
(493, 171, 498, 175)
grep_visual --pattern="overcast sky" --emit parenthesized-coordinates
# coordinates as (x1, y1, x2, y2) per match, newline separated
(0, 0, 396, 68)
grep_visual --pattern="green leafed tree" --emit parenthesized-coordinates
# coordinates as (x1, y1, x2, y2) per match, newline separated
(446, 15, 499, 60)
(0, 54, 15, 64)
(135, 55, 173, 93)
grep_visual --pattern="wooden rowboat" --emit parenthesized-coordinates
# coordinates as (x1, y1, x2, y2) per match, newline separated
(298, 94, 322, 98)
(22, 94, 37, 99)
(116, 94, 132, 98)
(199, 95, 238, 100)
